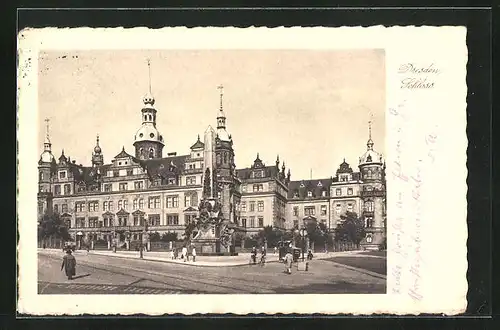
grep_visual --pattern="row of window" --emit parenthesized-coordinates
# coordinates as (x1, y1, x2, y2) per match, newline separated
(291, 201, 375, 217)
(241, 184, 265, 193)
(240, 201, 265, 212)
(71, 213, 194, 228)
(293, 187, 354, 199)
(240, 216, 264, 228)
(61, 194, 199, 214)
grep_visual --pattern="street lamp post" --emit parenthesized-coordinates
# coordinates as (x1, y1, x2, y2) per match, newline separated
(140, 217, 148, 259)
(300, 227, 307, 262)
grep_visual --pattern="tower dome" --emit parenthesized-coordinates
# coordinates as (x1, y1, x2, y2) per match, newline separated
(93, 134, 102, 154)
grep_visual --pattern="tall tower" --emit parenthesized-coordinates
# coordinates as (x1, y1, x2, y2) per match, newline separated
(38, 118, 55, 219)
(213, 85, 240, 224)
(358, 119, 386, 250)
(92, 134, 104, 166)
(133, 59, 165, 160)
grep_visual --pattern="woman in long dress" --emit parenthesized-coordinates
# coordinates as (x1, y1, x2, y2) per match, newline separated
(61, 249, 76, 280)
(284, 251, 293, 274)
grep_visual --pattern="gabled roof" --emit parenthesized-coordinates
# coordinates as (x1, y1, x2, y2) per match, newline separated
(236, 165, 283, 181)
(132, 209, 146, 216)
(183, 206, 198, 212)
(116, 209, 130, 215)
(114, 146, 133, 159)
(102, 211, 115, 217)
(190, 135, 205, 150)
(287, 178, 334, 199)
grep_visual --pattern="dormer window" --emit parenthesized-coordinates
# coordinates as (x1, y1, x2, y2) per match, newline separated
(307, 191, 313, 197)
(317, 181, 322, 187)
(300, 182, 305, 188)
(322, 190, 327, 197)
(294, 190, 299, 198)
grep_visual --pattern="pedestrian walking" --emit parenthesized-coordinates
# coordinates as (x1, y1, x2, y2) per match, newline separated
(61, 249, 76, 280)
(170, 249, 175, 260)
(182, 246, 188, 262)
(274, 246, 277, 255)
(284, 250, 293, 274)
(192, 246, 196, 262)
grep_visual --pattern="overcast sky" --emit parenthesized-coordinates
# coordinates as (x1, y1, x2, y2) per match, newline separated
(38, 49, 385, 180)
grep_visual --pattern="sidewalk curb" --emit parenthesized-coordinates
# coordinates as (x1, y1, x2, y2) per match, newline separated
(326, 260, 387, 280)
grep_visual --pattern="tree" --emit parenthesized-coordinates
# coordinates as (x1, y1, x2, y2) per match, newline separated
(334, 211, 365, 245)
(183, 221, 197, 243)
(161, 232, 178, 242)
(38, 211, 71, 241)
(149, 232, 161, 242)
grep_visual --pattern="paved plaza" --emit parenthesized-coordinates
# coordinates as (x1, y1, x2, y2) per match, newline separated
(38, 249, 386, 294)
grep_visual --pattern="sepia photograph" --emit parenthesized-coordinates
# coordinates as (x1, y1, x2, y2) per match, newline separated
(36, 49, 387, 295)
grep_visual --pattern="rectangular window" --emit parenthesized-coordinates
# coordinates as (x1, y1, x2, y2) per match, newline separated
(258, 217, 264, 227)
(148, 214, 160, 226)
(139, 199, 144, 209)
(134, 181, 143, 190)
(241, 202, 247, 212)
(88, 201, 98, 212)
(321, 205, 327, 216)
(64, 184, 71, 195)
(186, 176, 196, 185)
(89, 217, 98, 228)
(127, 169, 133, 176)
(253, 184, 264, 192)
(54, 185, 61, 196)
(168, 178, 176, 185)
(149, 196, 160, 209)
(185, 195, 191, 207)
(113, 170, 119, 177)
(103, 202, 108, 211)
(123, 200, 128, 210)
(347, 203, 353, 212)
(249, 202, 255, 212)
(347, 188, 353, 195)
(293, 206, 299, 216)
(335, 203, 342, 214)
(133, 199, 138, 210)
(293, 220, 299, 228)
(59, 171, 66, 179)
(336, 188, 342, 196)
(53, 204, 58, 214)
(166, 196, 178, 208)
(250, 216, 255, 228)
(257, 201, 264, 212)
(76, 217, 85, 228)
(104, 184, 112, 192)
(304, 206, 315, 216)
(61, 204, 68, 213)
(118, 200, 123, 210)
(75, 202, 85, 212)
(109, 201, 114, 211)
(119, 183, 128, 191)
(167, 214, 179, 225)
(241, 185, 247, 192)
(242, 218, 247, 228)
(185, 214, 196, 225)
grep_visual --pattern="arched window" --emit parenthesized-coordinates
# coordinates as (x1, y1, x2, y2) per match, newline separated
(39, 172, 44, 181)
(367, 170, 373, 179)
(366, 234, 373, 243)
(149, 148, 154, 159)
(223, 152, 228, 164)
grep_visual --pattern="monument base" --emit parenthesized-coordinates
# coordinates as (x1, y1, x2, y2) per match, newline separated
(191, 238, 220, 254)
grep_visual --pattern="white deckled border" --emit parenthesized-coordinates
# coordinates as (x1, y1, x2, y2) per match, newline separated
(17, 26, 467, 315)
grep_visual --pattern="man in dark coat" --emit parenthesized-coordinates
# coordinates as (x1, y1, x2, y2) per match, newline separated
(61, 249, 76, 280)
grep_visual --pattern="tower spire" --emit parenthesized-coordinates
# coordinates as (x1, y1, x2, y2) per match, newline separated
(367, 114, 374, 150)
(147, 58, 152, 94)
(44, 118, 50, 140)
(217, 84, 224, 111)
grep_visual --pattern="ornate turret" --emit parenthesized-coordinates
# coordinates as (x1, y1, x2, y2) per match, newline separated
(358, 118, 386, 250)
(276, 155, 280, 168)
(133, 59, 165, 160)
(92, 134, 104, 166)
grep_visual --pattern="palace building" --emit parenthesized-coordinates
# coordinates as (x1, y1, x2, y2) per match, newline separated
(38, 85, 386, 250)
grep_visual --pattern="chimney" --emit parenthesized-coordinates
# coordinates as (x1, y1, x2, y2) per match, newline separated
(167, 152, 177, 157)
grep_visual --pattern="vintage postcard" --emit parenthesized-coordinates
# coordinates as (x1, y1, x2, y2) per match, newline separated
(17, 26, 467, 315)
